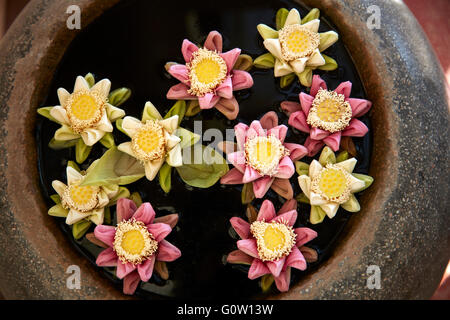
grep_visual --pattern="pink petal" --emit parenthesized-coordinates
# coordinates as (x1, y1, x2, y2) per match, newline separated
(284, 143, 308, 161)
(154, 214, 179, 229)
(288, 111, 310, 133)
(116, 198, 137, 223)
(253, 176, 274, 198)
(237, 238, 259, 258)
(96, 247, 117, 267)
(342, 119, 369, 137)
(220, 48, 241, 72)
(248, 120, 266, 138)
(198, 93, 220, 109)
(270, 178, 293, 200)
(310, 127, 330, 140)
(274, 267, 291, 292)
(273, 156, 295, 179)
(234, 122, 249, 150)
(230, 217, 251, 239)
(157, 240, 181, 262)
(147, 223, 172, 242)
(215, 97, 239, 120)
(281, 101, 301, 116)
(168, 64, 189, 84)
(137, 255, 156, 282)
(270, 209, 297, 227)
(260, 111, 278, 130)
(116, 261, 136, 279)
(310, 75, 327, 97)
(348, 98, 372, 118)
(93, 225, 116, 247)
(167, 83, 196, 100)
(286, 247, 307, 271)
(334, 81, 352, 98)
(295, 227, 318, 247)
(216, 76, 233, 99)
(278, 199, 297, 215)
(304, 137, 325, 157)
(231, 70, 254, 91)
(323, 131, 342, 151)
(220, 168, 244, 184)
(182, 39, 199, 62)
(266, 258, 286, 277)
(132, 202, 156, 225)
(243, 166, 262, 183)
(257, 199, 276, 222)
(204, 30, 223, 52)
(268, 125, 287, 142)
(248, 259, 271, 280)
(299, 92, 315, 115)
(122, 271, 140, 295)
(227, 250, 254, 265)
(227, 151, 246, 173)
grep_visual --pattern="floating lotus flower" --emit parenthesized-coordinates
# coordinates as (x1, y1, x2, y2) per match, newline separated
(220, 111, 307, 200)
(296, 147, 373, 224)
(166, 30, 254, 120)
(48, 161, 130, 239)
(282, 75, 372, 156)
(227, 199, 317, 292)
(37, 73, 130, 163)
(254, 8, 339, 87)
(88, 198, 181, 295)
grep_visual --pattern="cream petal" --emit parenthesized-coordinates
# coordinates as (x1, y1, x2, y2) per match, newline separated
(49, 106, 70, 125)
(159, 115, 179, 134)
(290, 58, 308, 73)
(335, 158, 357, 173)
(117, 142, 136, 158)
(349, 175, 366, 193)
(106, 103, 125, 121)
(309, 160, 323, 178)
(102, 184, 119, 199)
(298, 175, 311, 198)
(121, 116, 142, 137)
(52, 180, 67, 197)
(57, 88, 71, 107)
(284, 8, 301, 26)
(74, 76, 90, 92)
(90, 78, 111, 98)
(144, 158, 165, 181)
(54, 125, 80, 141)
(89, 208, 105, 225)
(320, 202, 339, 218)
(309, 192, 328, 206)
(301, 19, 320, 33)
(306, 49, 326, 67)
(263, 39, 283, 60)
(97, 190, 110, 208)
(274, 59, 294, 77)
(80, 128, 106, 146)
(319, 31, 339, 52)
(66, 166, 83, 185)
(65, 209, 89, 225)
(164, 132, 181, 149)
(143, 101, 163, 120)
(95, 111, 113, 132)
(166, 144, 182, 167)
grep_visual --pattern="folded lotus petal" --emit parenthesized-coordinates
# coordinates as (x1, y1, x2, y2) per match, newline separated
(147, 223, 172, 242)
(80, 128, 105, 146)
(334, 81, 352, 98)
(220, 168, 244, 184)
(137, 255, 156, 282)
(304, 137, 325, 157)
(74, 75, 90, 92)
(260, 111, 278, 130)
(248, 259, 271, 280)
(116, 198, 137, 222)
(227, 250, 253, 265)
(286, 246, 307, 271)
(154, 214, 179, 229)
(249, 120, 266, 138)
(96, 112, 114, 132)
(349, 174, 366, 193)
(274, 156, 295, 179)
(288, 111, 310, 133)
(123, 271, 141, 295)
(295, 227, 318, 247)
(257, 199, 277, 222)
(309, 159, 323, 178)
(227, 151, 246, 173)
(335, 158, 357, 173)
(132, 202, 156, 225)
(94, 225, 116, 247)
(299, 246, 318, 263)
(302, 19, 320, 33)
(165, 131, 181, 149)
(66, 166, 83, 184)
(121, 116, 142, 137)
(270, 178, 293, 200)
(204, 30, 223, 52)
(89, 209, 105, 226)
(214, 97, 239, 120)
(270, 209, 297, 227)
(274, 58, 294, 77)
(263, 39, 283, 60)
(310, 75, 327, 97)
(57, 88, 70, 107)
(167, 83, 196, 100)
(342, 119, 369, 137)
(279, 199, 297, 215)
(320, 202, 339, 218)
(306, 49, 325, 67)
(217, 141, 238, 155)
(216, 76, 233, 99)
(284, 143, 308, 161)
(157, 240, 181, 262)
(310, 127, 330, 140)
(117, 261, 137, 279)
(309, 191, 328, 206)
(299, 92, 315, 115)
(230, 217, 251, 239)
(348, 98, 372, 118)
(298, 175, 311, 198)
(221, 48, 241, 72)
(96, 247, 118, 267)
(253, 176, 274, 198)
(274, 267, 291, 292)
(181, 39, 199, 62)
(231, 70, 254, 91)
(168, 64, 189, 84)
(323, 131, 342, 151)
(144, 158, 165, 181)
(289, 58, 307, 73)
(284, 8, 301, 26)
(234, 123, 249, 150)
(237, 239, 259, 259)
(267, 258, 286, 277)
(49, 106, 70, 125)
(91, 79, 111, 98)
(243, 166, 262, 183)
(166, 144, 183, 167)
(117, 142, 136, 158)
(268, 125, 288, 142)
(198, 92, 220, 109)
(281, 101, 301, 116)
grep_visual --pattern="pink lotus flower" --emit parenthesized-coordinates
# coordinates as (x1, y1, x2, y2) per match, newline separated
(282, 75, 372, 157)
(227, 199, 317, 292)
(220, 111, 307, 199)
(89, 198, 181, 295)
(166, 30, 254, 120)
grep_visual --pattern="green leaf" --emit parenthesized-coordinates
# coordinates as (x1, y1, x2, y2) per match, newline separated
(185, 100, 201, 117)
(257, 24, 278, 40)
(50, 194, 61, 204)
(108, 87, 131, 106)
(176, 127, 200, 149)
(48, 204, 68, 217)
(164, 100, 186, 126)
(75, 138, 92, 164)
(280, 73, 296, 88)
(109, 186, 131, 205)
(48, 138, 78, 150)
(176, 145, 229, 188)
(129, 192, 143, 207)
(301, 8, 320, 24)
(317, 54, 338, 71)
(80, 147, 145, 186)
(159, 163, 172, 193)
(261, 274, 275, 292)
(341, 194, 361, 212)
(142, 101, 163, 121)
(295, 161, 310, 176)
(103, 206, 112, 225)
(115, 118, 129, 137)
(67, 160, 80, 172)
(276, 8, 289, 30)
(37, 107, 59, 123)
(99, 132, 115, 149)
(295, 193, 310, 204)
(253, 53, 275, 69)
(310, 205, 327, 224)
(72, 220, 92, 240)
(84, 73, 95, 88)
(319, 31, 339, 52)
(351, 173, 374, 192)
(298, 67, 313, 87)
(319, 146, 336, 166)
(336, 151, 349, 163)
(234, 54, 253, 72)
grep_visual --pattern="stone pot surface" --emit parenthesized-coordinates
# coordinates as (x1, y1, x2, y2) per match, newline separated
(0, 0, 448, 299)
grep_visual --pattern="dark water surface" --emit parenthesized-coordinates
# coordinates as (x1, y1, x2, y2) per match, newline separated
(36, 0, 372, 299)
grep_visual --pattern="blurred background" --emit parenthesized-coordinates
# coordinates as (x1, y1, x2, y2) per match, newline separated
(0, 0, 448, 299)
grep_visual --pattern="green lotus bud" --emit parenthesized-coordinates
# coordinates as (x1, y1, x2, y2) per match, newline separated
(75, 139, 92, 164)
(159, 163, 172, 193)
(253, 53, 275, 69)
(99, 132, 115, 149)
(298, 67, 313, 87)
(257, 24, 279, 40)
(351, 173, 374, 192)
(185, 100, 201, 117)
(84, 73, 95, 88)
(336, 150, 349, 163)
(296, 193, 310, 204)
(341, 194, 361, 212)
(301, 8, 320, 24)
(280, 73, 296, 88)
(108, 87, 131, 106)
(295, 161, 310, 176)
(261, 274, 274, 292)
(241, 183, 255, 204)
(276, 8, 289, 30)
(130, 192, 143, 207)
(319, 31, 339, 52)
(234, 54, 253, 72)
(72, 220, 92, 240)
(319, 146, 336, 166)
(317, 54, 338, 71)
(310, 205, 327, 224)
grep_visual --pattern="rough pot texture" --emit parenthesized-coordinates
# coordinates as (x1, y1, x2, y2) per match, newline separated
(0, 0, 448, 299)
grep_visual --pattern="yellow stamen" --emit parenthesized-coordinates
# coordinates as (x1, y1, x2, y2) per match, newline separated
(131, 120, 166, 162)
(279, 24, 320, 61)
(62, 184, 100, 212)
(245, 135, 288, 176)
(312, 164, 351, 203)
(65, 90, 105, 133)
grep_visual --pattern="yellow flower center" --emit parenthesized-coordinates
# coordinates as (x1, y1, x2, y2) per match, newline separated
(65, 91, 105, 133)
(245, 135, 288, 176)
(307, 89, 352, 133)
(312, 164, 351, 203)
(279, 24, 320, 61)
(250, 221, 296, 262)
(188, 48, 227, 97)
(62, 184, 100, 212)
(113, 219, 158, 265)
(131, 120, 166, 162)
